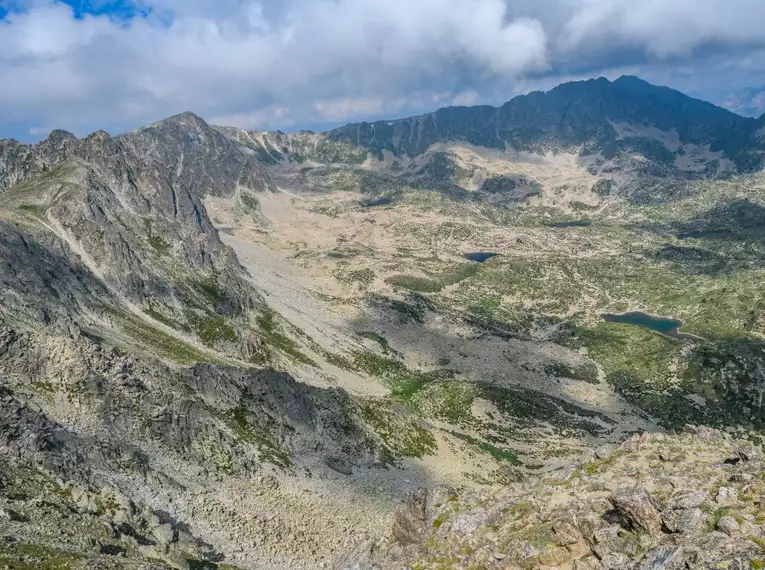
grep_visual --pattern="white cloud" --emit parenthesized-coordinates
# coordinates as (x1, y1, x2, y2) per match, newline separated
(0, 0, 549, 135)
(208, 106, 293, 130)
(561, 0, 765, 58)
(2, 0, 765, 138)
(28, 126, 51, 137)
(452, 91, 480, 106)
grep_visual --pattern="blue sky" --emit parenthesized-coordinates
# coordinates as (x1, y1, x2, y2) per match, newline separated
(2, 0, 765, 142)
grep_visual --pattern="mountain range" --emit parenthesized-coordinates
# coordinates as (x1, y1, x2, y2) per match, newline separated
(1, 76, 765, 569)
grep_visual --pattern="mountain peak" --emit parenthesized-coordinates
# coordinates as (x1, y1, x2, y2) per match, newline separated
(166, 111, 206, 124)
(330, 75, 762, 171)
(44, 129, 77, 144)
(130, 111, 211, 135)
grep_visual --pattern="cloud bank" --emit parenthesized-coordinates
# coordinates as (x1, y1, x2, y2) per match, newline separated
(2, 0, 765, 140)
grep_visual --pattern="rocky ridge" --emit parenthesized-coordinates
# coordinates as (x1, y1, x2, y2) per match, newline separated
(339, 426, 765, 569)
(0, 112, 276, 361)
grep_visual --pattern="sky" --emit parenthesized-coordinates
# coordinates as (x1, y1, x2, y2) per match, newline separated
(2, 0, 765, 142)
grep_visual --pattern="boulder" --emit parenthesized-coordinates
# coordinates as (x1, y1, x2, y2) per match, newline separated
(632, 545, 697, 570)
(391, 490, 427, 545)
(715, 516, 739, 537)
(662, 508, 703, 535)
(672, 490, 707, 510)
(715, 487, 737, 507)
(610, 488, 663, 535)
(152, 522, 176, 545)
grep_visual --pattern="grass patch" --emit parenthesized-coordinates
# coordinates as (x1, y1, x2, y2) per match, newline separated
(357, 397, 437, 462)
(353, 352, 446, 399)
(386, 263, 480, 293)
(197, 275, 228, 305)
(448, 430, 522, 465)
(544, 361, 600, 384)
(0, 542, 86, 570)
(706, 507, 731, 531)
(223, 405, 292, 469)
(106, 308, 213, 365)
(410, 381, 477, 424)
(186, 311, 237, 346)
(143, 219, 171, 255)
(240, 193, 260, 213)
(255, 309, 318, 367)
(344, 268, 375, 286)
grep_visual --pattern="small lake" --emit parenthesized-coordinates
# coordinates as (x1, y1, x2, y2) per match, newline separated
(463, 252, 499, 263)
(601, 311, 705, 341)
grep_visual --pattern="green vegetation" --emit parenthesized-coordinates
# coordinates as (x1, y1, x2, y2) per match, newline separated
(386, 263, 480, 293)
(480, 383, 614, 437)
(706, 507, 732, 531)
(448, 430, 522, 465)
(222, 405, 292, 469)
(544, 361, 600, 384)
(357, 397, 437, 462)
(254, 308, 317, 367)
(239, 193, 260, 213)
(314, 139, 368, 164)
(16, 203, 47, 215)
(0, 543, 85, 570)
(144, 219, 171, 255)
(352, 351, 448, 398)
(357, 331, 398, 355)
(336, 268, 375, 287)
(197, 274, 229, 305)
(410, 381, 477, 423)
(106, 308, 214, 365)
(186, 311, 237, 346)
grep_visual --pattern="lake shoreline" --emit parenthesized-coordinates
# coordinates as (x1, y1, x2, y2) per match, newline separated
(601, 310, 708, 342)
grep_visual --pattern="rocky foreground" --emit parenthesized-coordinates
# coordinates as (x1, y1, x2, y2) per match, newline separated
(3, 423, 763, 569)
(338, 426, 765, 570)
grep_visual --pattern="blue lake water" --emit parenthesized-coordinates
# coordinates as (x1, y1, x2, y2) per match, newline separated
(601, 311, 706, 341)
(602, 311, 682, 334)
(463, 252, 499, 263)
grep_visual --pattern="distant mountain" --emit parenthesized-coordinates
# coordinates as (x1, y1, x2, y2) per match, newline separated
(329, 76, 765, 174)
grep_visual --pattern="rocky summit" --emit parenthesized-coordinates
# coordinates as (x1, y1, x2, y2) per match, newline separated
(2, 76, 765, 569)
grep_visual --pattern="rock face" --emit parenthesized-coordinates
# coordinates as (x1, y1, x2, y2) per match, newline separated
(0, 112, 276, 358)
(331, 75, 764, 173)
(338, 428, 765, 569)
(0, 323, 397, 568)
(609, 487, 663, 535)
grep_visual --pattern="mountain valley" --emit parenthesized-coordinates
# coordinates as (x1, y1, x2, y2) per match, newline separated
(1, 76, 765, 569)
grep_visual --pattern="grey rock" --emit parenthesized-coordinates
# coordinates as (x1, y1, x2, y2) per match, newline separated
(672, 490, 707, 509)
(326, 456, 353, 476)
(553, 518, 582, 545)
(631, 545, 696, 570)
(733, 442, 761, 462)
(715, 487, 738, 507)
(716, 516, 740, 536)
(152, 523, 176, 545)
(610, 488, 663, 535)
(595, 444, 617, 461)
(662, 508, 703, 535)
(333, 539, 381, 570)
(599, 551, 630, 569)
(391, 490, 427, 545)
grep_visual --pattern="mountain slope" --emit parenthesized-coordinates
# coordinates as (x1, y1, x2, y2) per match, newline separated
(4, 76, 765, 569)
(330, 76, 764, 174)
(0, 113, 277, 361)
